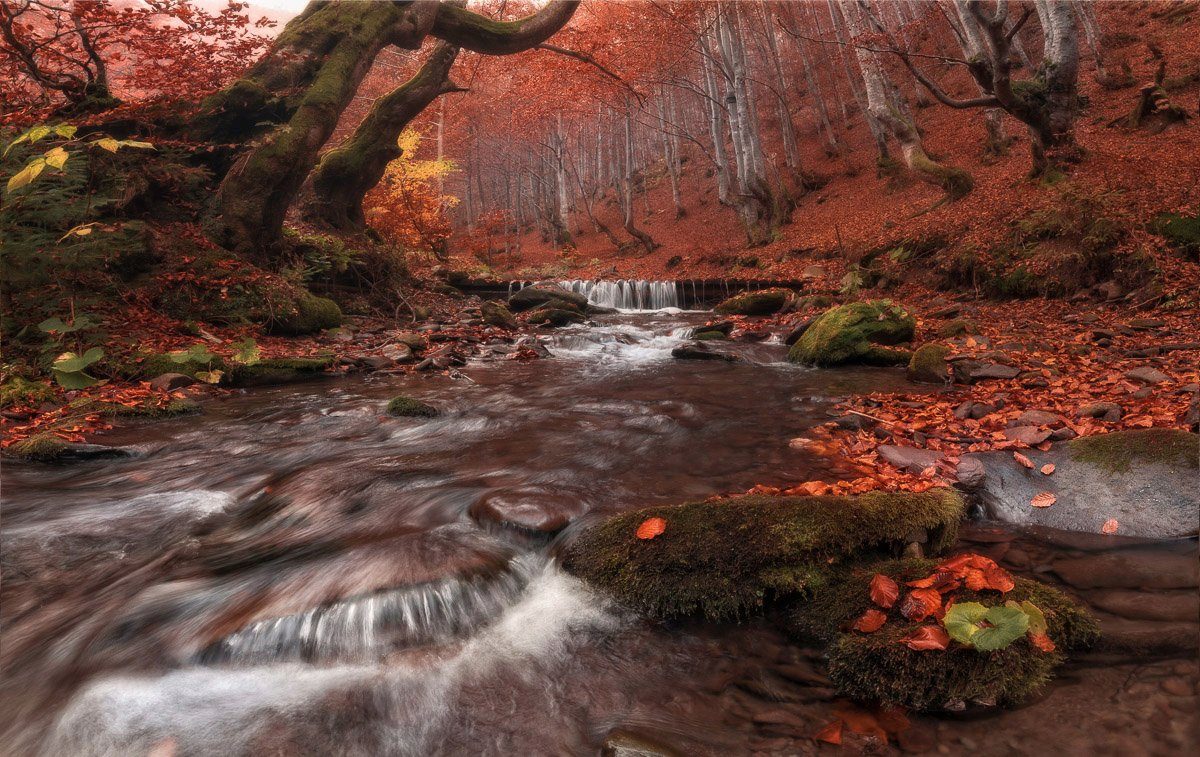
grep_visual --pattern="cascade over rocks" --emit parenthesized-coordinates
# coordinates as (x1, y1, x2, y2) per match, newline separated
(788, 301, 915, 367)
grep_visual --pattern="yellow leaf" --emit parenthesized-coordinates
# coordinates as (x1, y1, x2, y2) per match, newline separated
(43, 146, 69, 169)
(119, 140, 155, 150)
(6, 159, 45, 192)
(95, 137, 120, 153)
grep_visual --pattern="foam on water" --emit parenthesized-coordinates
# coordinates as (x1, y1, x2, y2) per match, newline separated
(555, 279, 680, 311)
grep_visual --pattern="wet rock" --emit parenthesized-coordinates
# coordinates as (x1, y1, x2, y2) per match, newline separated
(832, 413, 875, 431)
(931, 304, 963, 319)
(954, 457, 986, 488)
(783, 316, 815, 346)
(1126, 366, 1171, 385)
(1128, 318, 1166, 331)
(1079, 402, 1123, 422)
(1087, 589, 1200, 623)
(385, 396, 438, 418)
(148, 372, 196, 392)
(962, 429, 1199, 538)
(671, 341, 737, 361)
(954, 401, 995, 420)
(694, 320, 735, 336)
(714, 287, 794, 316)
(1094, 617, 1200, 657)
(379, 343, 414, 363)
(878, 445, 943, 474)
(1048, 427, 1077, 442)
(1012, 410, 1064, 427)
(969, 363, 1021, 382)
(508, 285, 588, 312)
(393, 332, 426, 350)
(1053, 552, 1198, 590)
(1002, 426, 1053, 445)
(750, 707, 808, 732)
(528, 307, 586, 327)
(468, 491, 576, 535)
(479, 300, 518, 329)
(359, 356, 394, 370)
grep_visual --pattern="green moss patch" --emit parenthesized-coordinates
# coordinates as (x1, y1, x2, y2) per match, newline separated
(7, 432, 68, 460)
(94, 398, 201, 418)
(797, 559, 1098, 710)
(713, 287, 794, 316)
(1069, 429, 1198, 473)
(225, 356, 335, 387)
(561, 490, 964, 622)
(1150, 212, 1200, 261)
(788, 300, 915, 366)
(386, 396, 438, 418)
(906, 344, 950, 383)
(692, 330, 728, 341)
(268, 295, 343, 336)
(937, 319, 979, 338)
(0, 377, 55, 409)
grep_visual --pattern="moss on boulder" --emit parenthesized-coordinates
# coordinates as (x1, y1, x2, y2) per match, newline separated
(788, 300, 916, 366)
(8, 432, 68, 460)
(1150, 211, 1200, 261)
(225, 356, 335, 387)
(713, 287, 794, 316)
(386, 395, 438, 418)
(268, 294, 343, 336)
(527, 307, 585, 327)
(561, 489, 965, 621)
(0, 377, 55, 409)
(480, 300, 518, 329)
(1069, 429, 1198, 473)
(692, 330, 728, 341)
(791, 559, 1098, 710)
(95, 397, 201, 418)
(906, 344, 950, 384)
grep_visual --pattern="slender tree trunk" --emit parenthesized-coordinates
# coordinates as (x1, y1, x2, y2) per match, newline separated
(622, 99, 656, 254)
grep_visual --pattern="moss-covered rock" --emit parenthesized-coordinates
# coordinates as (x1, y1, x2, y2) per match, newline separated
(692, 330, 728, 341)
(480, 300, 518, 329)
(268, 295, 343, 336)
(561, 490, 965, 621)
(386, 395, 438, 418)
(7, 432, 68, 460)
(1068, 429, 1198, 473)
(787, 300, 916, 366)
(94, 397, 201, 418)
(713, 287, 794, 316)
(1150, 212, 1200, 261)
(937, 319, 979, 338)
(129, 352, 226, 381)
(790, 559, 1098, 710)
(906, 344, 950, 384)
(225, 356, 335, 387)
(527, 307, 585, 327)
(0, 377, 55, 409)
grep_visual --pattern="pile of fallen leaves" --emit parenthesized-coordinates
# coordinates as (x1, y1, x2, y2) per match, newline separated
(848, 553, 1055, 654)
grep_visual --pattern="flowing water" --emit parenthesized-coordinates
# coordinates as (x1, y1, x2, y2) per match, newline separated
(1, 310, 1193, 755)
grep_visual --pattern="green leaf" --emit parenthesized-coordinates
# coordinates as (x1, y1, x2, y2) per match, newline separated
(43, 146, 69, 170)
(52, 347, 103, 373)
(118, 140, 155, 150)
(943, 602, 988, 646)
(52, 368, 102, 390)
(1008, 600, 1048, 636)
(38, 317, 69, 334)
(27, 125, 51, 144)
(53, 124, 78, 139)
(6, 158, 45, 192)
(170, 344, 216, 364)
(94, 137, 120, 153)
(4, 131, 29, 157)
(230, 337, 260, 366)
(971, 606, 1030, 651)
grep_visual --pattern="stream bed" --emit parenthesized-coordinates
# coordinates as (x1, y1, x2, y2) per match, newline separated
(1, 311, 1195, 755)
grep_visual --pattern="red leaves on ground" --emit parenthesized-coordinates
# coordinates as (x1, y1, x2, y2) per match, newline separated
(1031, 491, 1057, 508)
(635, 517, 666, 540)
(869, 573, 899, 608)
(898, 588, 942, 621)
(900, 625, 950, 651)
(852, 608, 888, 633)
(1013, 451, 1034, 469)
(1029, 632, 1057, 653)
(1040, 463, 1056, 475)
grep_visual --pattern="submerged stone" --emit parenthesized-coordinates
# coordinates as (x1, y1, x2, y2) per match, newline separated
(385, 396, 438, 418)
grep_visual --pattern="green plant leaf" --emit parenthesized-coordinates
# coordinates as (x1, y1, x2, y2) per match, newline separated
(52, 347, 104, 373)
(52, 368, 102, 390)
(38, 317, 69, 334)
(230, 338, 261, 366)
(118, 140, 155, 150)
(943, 602, 988, 645)
(54, 124, 78, 139)
(171, 344, 216, 364)
(1008, 600, 1048, 636)
(971, 606, 1030, 651)
(27, 125, 51, 144)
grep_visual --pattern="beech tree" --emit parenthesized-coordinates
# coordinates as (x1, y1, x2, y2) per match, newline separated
(195, 0, 580, 254)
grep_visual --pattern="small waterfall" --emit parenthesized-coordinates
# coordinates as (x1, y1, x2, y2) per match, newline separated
(556, 280, 679, 310)
(199, 555, 542, 665)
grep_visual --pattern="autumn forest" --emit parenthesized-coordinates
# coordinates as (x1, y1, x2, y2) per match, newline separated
(1, 1, 1198, 755)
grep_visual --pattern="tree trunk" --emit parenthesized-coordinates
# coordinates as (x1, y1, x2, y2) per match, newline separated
(622, 100, 656, 254)
(301, 41, 461, 230)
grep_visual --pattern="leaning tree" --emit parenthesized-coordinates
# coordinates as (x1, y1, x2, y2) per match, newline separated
(190, 0, 580, 254)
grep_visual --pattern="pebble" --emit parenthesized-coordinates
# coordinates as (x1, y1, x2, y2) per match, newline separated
(1161, 678, 1193, 697)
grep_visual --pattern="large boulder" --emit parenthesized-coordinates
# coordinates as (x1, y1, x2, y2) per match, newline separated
(527, 307, 585, 327)
(561, 489, 965, 621)
(480, 300, 518, 329)
(671, 341, 737, 361)
(508, 285, 588, 313)
(787, 300, 915, 366)
(960, 429, 1198, 538)
(906, 344, 950, 383)
(713, 287, 795, 316)
(267, 294, 343, 336)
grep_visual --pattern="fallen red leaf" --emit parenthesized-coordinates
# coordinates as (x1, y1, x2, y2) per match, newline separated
(635, 517, 666, 540)
(869, 573, 900, 608)
(1040, 463, 1055, 475)
(1031, 492, 1057, 508)
(898, 587, 942, 621)
(899, 625, 950, 651)
(852, 608, 888, 633)
(1013, 451, 1034, 469)
(813, 719, 842, 745)
(1029, 632, 1057, 653)
(1101, 518, 1119, 534)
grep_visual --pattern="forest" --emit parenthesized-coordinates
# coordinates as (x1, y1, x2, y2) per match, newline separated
(0, 1, 1197, 755)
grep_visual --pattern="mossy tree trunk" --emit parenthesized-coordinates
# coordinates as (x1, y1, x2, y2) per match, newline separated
(300, 41, 463, 231)
(200, 0, 580, 255)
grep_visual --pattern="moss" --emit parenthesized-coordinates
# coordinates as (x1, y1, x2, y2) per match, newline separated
(713, 287, 794, 316)
(1150, 212, 1200, 261)
(561, 489, 965, 622)
(0, 377, 55, 409)
(1069, 429, 1198, 473)
(692, 330, 727, 341)
(268, 295, 343, 336)
(386, 396, 438, 418)
(788, 300, 915, 366)
(480, 301, 518, 329)
(131, 352, 225, 380)
(527, 308, 585, 327)
(798, 294, 834, 310)
(8, 432, 68, 460)
(937, 319, 978, 338)
(95, 398, 201, 418)
(225, 356, 334, 387)
(793, 559, 1098, 710)
(906, 344, 950, 383)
